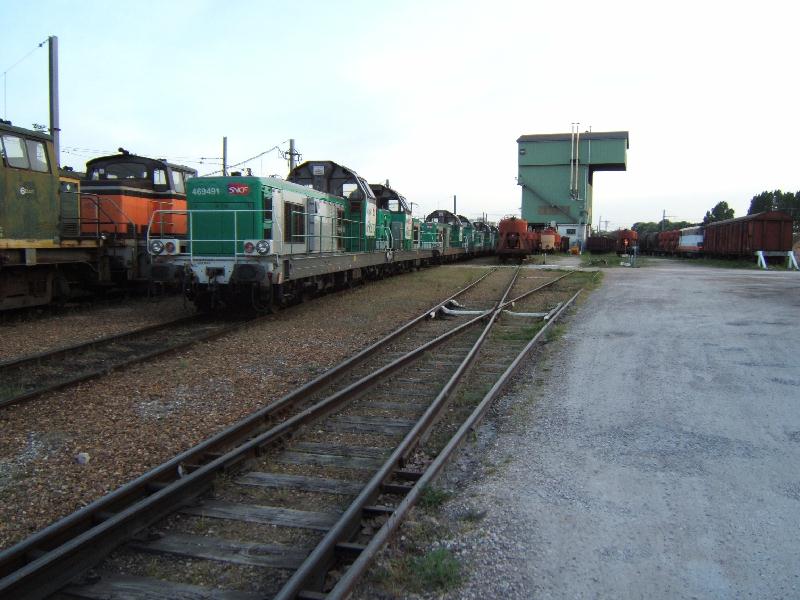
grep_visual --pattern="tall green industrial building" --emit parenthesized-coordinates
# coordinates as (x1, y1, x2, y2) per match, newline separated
(517, 130, 629, 245)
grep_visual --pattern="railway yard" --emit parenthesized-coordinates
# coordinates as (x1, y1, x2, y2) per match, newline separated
(0, 259, 591, 598)
(0, 256, 797, 598)
(3, 10, 798, 598)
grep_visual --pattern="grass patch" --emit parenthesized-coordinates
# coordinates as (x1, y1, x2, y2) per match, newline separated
(418, 485, 453, 511)
(579, 252, 652, 268)
(376, 548, 462, 594)
(544, 322, 567, 342)
(408, 548, 462, 591)
(687, 256, 777, 269)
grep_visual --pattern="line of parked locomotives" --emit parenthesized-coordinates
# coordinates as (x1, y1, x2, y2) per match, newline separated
(585, 211, 795, 258)
(151, 162, 506, 311)
(2, 120, 521, 311)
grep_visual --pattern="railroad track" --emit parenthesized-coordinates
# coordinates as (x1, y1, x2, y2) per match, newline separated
(0, 314, 257, 410)
(0, 266, 587, 599)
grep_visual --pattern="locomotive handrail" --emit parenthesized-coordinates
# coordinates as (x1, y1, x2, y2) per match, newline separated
(80, 193, 137, 239)
(147, 208, 382, 260)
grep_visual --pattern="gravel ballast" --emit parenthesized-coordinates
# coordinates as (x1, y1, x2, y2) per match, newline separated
(0, 265, 494, 550)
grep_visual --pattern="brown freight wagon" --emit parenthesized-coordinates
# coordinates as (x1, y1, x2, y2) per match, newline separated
(585, 235, 615, 253)
(704, 211, 794, 256)
(657, 229, 679, 254)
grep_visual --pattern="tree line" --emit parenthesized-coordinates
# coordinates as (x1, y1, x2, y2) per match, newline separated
(631, 191, 800, 234)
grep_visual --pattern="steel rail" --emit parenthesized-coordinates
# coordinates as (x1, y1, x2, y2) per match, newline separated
(274, 268, 523, 599)
(326, 288, 584, 599)
(0, 315, 256, 410)
(0, 315, 201, 371)
(0, 268, 497, 600)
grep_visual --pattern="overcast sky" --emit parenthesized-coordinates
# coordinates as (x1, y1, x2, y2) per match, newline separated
(2, 0, 797, 229)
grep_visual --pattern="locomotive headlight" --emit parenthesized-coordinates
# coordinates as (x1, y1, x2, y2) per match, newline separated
(256, 240, 270, 255)
(243, 241, 255, 254)
(165, 241, 176, 254)
(149, 240, 165, 254)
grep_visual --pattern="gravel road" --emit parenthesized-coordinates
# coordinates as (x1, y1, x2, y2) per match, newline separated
(431, 262, 800, 599)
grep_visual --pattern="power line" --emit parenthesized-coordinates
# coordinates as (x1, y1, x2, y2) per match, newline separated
(3, 37, 49, 119)
(202, 141, 292, 176)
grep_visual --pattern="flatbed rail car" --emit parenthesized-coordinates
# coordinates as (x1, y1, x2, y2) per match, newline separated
(0, 120, 102, 309)
(147, 160, 470, 311)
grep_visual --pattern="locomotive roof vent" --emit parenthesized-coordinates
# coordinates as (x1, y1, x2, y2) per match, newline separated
(118, 147, 130, 155)
(0, 119, 11, 125)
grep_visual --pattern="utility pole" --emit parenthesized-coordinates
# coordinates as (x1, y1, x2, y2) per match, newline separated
(660, 209, 675, 232)
(48, 35, 59, 168)
(222, 136, 228, 176)
(287, 138, 300, 172)
(453, 194, 457, 214)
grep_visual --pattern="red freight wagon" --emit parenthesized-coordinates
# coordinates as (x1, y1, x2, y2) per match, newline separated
(497, 216, 532, 262)
(704, 211, 794, 256)
(657, 229, 679, 254)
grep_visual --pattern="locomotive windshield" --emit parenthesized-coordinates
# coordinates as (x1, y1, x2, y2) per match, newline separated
(88, 161, 149, 180)
(1, 133, 50, 172)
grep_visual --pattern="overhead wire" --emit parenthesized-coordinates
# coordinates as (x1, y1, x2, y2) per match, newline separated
(3, 37, 49, 119)
(201, 140, 295, 176)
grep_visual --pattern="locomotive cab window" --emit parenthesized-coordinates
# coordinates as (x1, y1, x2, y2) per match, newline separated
(1, 134, 29, 169)
(26, 140, 50, 172)
(89, 162, 148, 180)
(153, 168, 168, 189)
(171, 170, 185, 193)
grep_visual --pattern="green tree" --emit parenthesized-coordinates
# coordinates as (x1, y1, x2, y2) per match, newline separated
(632, 220, 695, 234)
(747, 190, 800, 232)
(747, 191, 777, 214)
(703, 201, 735, 224)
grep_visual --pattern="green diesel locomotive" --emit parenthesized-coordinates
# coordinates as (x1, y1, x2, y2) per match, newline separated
(148, 160, 494, 311)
